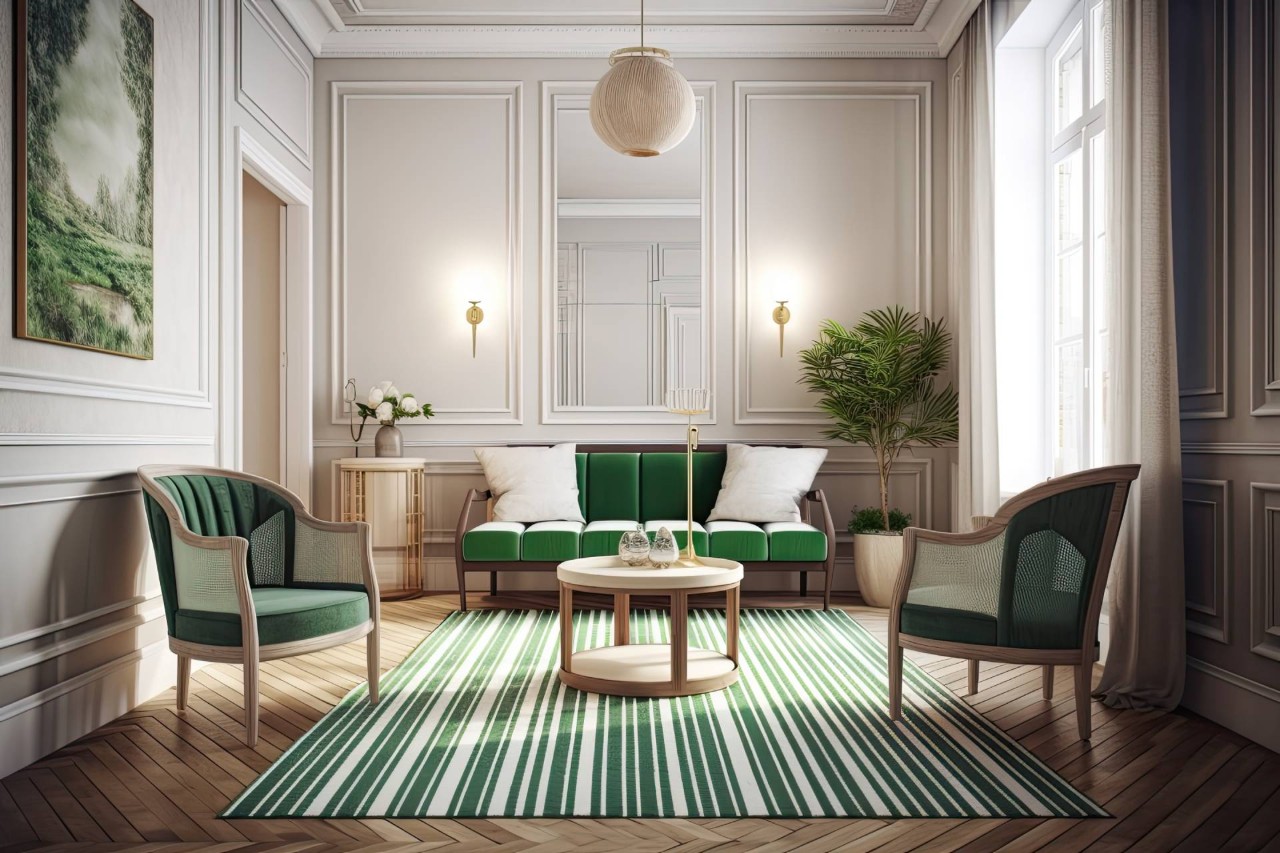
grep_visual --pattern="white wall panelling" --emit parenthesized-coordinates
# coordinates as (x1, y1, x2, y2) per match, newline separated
(237, 0, 314, 167)
(329, 81, 522, 425)
(734, 81, 933, 423)
(541, 82, 716, 424)
(1183, 478, 1231, 644)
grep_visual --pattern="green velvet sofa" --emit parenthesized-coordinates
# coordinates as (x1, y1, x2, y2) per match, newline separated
(454, 445, 836, 610)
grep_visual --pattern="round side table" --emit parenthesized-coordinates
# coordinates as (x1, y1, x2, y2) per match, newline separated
(556, 556, 744, 697)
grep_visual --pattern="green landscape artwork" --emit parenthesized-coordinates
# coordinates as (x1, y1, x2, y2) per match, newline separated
(17, 0, 154, 358)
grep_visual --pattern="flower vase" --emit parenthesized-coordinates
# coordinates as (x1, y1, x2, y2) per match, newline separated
(374, 423, 403, 457)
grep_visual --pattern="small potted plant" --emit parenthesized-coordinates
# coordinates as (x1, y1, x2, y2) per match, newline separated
(798, 306, 958, 607)
(356, 381, 434, 457)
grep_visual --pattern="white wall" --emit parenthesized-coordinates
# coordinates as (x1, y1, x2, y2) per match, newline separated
(312, 57, 956, 593)
(0, 0, 314, 778)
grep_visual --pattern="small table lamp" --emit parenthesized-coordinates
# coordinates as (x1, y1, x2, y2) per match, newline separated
(666, 388, 710, 565)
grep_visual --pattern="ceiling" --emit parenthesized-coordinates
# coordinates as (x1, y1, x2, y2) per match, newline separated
(277, 0, 983, 58)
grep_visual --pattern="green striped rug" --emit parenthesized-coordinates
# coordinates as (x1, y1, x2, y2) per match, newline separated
(223, 608, 1103, 819)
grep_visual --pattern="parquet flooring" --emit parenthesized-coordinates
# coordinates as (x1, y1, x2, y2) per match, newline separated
(3, 594, 1278, 852)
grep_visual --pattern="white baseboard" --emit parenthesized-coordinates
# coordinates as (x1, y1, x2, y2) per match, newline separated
(1183, 657, 1280, 753)
(0, 638, 180, 779)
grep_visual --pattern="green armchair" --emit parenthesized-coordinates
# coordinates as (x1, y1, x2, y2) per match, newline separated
(139, 465, 380, 746)
(888, 465, 1139, 740)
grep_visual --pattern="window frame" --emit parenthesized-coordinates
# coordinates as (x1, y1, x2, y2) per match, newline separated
(1045, 0, 1107, 477)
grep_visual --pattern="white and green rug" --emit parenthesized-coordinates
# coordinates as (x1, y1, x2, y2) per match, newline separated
(223, 608, 1104, 819)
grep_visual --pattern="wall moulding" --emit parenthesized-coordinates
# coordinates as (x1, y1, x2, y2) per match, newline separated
(733, 81, 933, 424)
(236, 0, 313, 168)
(328, 81, 522, 426)
(1254, 0, 1280, 416)
(1251, 483, 1280, 661)
(1182, 478, 1231, 644)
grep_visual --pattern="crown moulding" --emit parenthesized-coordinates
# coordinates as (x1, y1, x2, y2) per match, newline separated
(273, 0, 981, 59)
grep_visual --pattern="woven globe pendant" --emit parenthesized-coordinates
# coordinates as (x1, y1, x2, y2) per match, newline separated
(590, 47, 696, 157)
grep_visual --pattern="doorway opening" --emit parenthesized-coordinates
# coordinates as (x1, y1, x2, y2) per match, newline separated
(240, 171, 287, 483)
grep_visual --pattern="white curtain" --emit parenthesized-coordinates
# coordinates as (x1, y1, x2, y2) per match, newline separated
(951, 1, 1001, 531)
(1093, 0, 1185, 711)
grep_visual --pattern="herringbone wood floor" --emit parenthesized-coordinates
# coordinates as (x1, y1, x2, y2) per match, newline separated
(3, 593, 1280, 852)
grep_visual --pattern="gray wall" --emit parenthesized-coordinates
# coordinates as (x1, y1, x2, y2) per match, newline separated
(1172, 0, 1280, 753)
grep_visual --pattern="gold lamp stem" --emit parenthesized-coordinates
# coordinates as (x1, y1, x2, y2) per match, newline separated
(685, 414, 700, 564)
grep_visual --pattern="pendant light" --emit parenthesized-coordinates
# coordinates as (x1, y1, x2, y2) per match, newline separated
(589, 0, 695, 157)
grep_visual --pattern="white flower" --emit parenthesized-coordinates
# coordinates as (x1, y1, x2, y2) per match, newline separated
(375, 401, 393, 422)
(379, 380, 393, 393)
(367, 386, 384, 406)
(401, 395, 419, 414)
(386, 385, 401, 401)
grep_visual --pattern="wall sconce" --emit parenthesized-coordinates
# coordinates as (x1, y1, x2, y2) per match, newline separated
(772, 300, 791, 357)
(465, 301, 484, 358)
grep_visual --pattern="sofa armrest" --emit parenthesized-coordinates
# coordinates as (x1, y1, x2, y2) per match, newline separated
(454, 489, 492, 564)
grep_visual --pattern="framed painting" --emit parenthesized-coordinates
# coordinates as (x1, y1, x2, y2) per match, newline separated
(15, 0, 154, 358)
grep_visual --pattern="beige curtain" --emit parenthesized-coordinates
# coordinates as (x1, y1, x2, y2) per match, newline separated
(1093, 0, 1185, 711)
(950, 1, 1001, 531)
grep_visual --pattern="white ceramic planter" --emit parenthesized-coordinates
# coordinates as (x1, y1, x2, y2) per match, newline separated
(853, 532, 905, 608)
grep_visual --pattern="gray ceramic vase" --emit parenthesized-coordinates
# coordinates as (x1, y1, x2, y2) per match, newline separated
(374, 423, 403, 457)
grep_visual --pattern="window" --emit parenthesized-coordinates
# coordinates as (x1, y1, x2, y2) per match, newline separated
(1047, 0, 1108, 476)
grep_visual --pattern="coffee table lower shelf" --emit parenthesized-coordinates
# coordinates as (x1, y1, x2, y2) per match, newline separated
(559, 644, 739, 697)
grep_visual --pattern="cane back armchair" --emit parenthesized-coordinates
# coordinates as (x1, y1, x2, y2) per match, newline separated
(888, 464, 1139, 740)
(139, 465, 380, 746)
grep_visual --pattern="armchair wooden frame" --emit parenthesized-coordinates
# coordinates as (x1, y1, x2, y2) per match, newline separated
(138, 465, 381, 746)
(888, 464, 1139, 741)
(453, 444, 837, 612)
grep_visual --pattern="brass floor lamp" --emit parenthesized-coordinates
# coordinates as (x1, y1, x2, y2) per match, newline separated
(665, 388, 710, 566)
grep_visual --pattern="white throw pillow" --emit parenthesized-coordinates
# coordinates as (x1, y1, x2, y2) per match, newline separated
(474, 444, 586, 523)
(707, 444, 828, 523)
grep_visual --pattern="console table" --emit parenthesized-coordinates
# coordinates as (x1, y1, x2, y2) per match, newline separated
(333, 457, 424, 601)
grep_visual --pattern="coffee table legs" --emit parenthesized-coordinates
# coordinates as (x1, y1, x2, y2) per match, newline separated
(726, 585, 740, 664)
(559, 583, 574, 672)
(670, 591, 689, 691)
(613, 594, 630, 645)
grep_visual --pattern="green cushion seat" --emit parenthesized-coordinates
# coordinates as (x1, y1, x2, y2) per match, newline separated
(462, 522, 525, 561)
(706, 521, 768, 562)
(521, 521, 582, 561)
(582, 520, 642, 558)
(644, 520, 709, 554)
(175, 587, 370, 647)
(763, 522, 828, 561)
(899, 602, 998, 646)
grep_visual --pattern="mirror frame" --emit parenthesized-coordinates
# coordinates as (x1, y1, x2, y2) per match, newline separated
(540, 81, 715, 424)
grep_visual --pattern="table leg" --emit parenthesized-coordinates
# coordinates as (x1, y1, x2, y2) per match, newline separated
(670, 591, 688, 691)
(726, 585, 740, 664)
(614, 594, 630, 645)
(559, 583, 573, 673)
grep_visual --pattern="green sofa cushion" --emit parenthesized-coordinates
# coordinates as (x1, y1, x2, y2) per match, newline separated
(586, 454, 640, 522)
(574, 453, 588, 518)
(763, 522, 828, 561)
(644, 520, 709, 554)
(522, 522, 582, 561)
(640, 453, 726, 523)
(706, 521, 768, 561)
(582, 520, 641, 558)
(462, 522, 525, 561)
(900, 602, 998, 646)
(175, 588, 369, 647)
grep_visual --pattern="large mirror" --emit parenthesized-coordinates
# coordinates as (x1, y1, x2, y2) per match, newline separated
(546, 87, 709, 419)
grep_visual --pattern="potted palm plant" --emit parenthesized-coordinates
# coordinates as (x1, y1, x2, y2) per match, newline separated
(798, 306, 959, 607)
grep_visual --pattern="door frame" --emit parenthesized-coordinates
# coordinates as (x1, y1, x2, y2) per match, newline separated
(224, 127, 313, 502)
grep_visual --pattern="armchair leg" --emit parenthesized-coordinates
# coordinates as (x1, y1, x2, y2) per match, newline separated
(176, 654, 190, 711)
(367, 624, 380, 705)
(888, 635, 903, 720)
(823, 562, 833, 611)
(457, 564, 468, 612)
(243, 647, 260, 747)
(1075, 664, 1092, 741)
(967, 659, 979, 695)
(1043, 665, 1055, 700)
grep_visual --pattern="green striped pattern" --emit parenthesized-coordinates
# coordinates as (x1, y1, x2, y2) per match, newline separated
(223, 609, 1103, 819)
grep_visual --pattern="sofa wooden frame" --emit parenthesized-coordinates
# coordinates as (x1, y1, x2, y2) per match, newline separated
(453, 444, 837, 612)
(887, 464, 1139, 741)
(138, 465, 381, 746)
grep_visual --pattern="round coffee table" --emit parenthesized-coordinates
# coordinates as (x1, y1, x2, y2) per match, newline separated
(556, 556, 744, 697)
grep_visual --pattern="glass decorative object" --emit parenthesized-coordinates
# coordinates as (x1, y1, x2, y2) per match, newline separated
(618, 524, 651, 566)
(648, 526, 679, 568)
